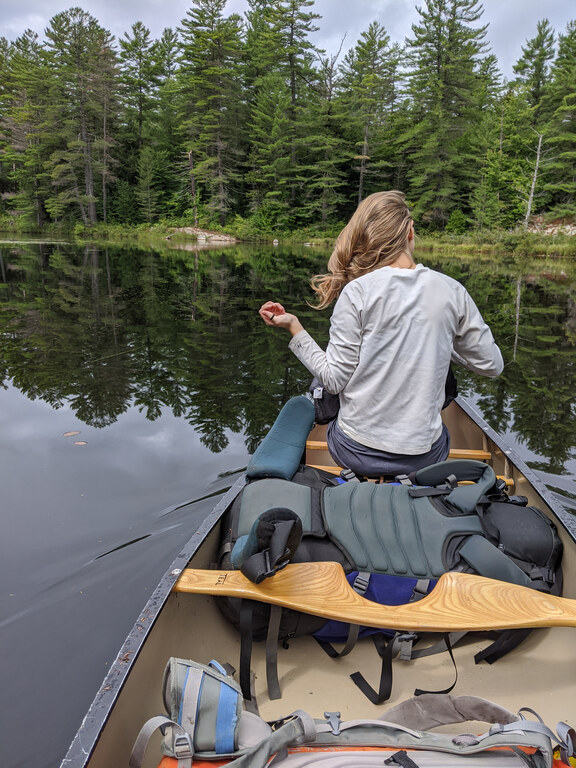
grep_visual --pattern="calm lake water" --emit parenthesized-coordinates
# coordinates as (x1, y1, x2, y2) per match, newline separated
(1, 237, 576, 768)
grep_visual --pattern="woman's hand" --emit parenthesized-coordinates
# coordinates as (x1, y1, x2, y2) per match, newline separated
(259, 301, 304, 336)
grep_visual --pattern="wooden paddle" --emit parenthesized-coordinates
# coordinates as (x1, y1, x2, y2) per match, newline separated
(174, 561, 576, 633)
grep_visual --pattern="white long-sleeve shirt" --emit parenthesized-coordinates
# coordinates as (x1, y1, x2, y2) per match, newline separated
(289, 263, 503, 455)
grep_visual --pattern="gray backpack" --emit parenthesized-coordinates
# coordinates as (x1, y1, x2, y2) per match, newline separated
(130, 657, 575, 768)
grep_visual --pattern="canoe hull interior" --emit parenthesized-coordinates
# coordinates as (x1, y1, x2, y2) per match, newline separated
(63, 400, 576, 768)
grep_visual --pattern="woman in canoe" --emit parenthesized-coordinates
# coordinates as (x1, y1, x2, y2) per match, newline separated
(259, 190, 503, 478)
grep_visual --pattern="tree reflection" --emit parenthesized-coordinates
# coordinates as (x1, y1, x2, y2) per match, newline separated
(0, 241, 575, 472)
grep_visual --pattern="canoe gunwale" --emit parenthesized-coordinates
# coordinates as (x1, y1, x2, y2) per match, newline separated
(455, 397, 576, 540)
(61, 475, 246, 767)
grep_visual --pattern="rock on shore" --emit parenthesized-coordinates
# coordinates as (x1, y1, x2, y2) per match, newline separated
(169, 226, 237, 243)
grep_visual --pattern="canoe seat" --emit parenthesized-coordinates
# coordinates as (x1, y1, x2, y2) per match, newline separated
(305, 440, 514, 487)
(306, 440, 491, 462)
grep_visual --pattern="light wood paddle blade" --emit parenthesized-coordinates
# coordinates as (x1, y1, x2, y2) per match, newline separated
(174, 561, 576, 633)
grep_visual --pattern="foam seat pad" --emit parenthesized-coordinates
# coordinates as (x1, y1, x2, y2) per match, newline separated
(246, 396, 315, 481)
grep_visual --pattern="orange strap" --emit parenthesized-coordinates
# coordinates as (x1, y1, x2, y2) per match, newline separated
(158, 743, 556, 768)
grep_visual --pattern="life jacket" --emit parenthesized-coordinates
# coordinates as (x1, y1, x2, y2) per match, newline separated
(216, 397, 563, 705)
(129, 657, 576, 768)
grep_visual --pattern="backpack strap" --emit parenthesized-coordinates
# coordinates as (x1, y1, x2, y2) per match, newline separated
(349, 633, 397, 705)
(458, 535, 533, 587)
(476, 716, 576, 764)
(383, 749, 420, 767)
(474, 628, 533, 665)
(346, 580, 460, 706)
(129, 716, 193, 768)
(234, 509, 303, 584)
(265, 605, 283, 700)
(456, 535, 535, 666)
(411, 460, 497, 514)
(222, 710, 317, 768)
(314, 571, 372, 659)
(234, 509, 303, 701)
(381, 694, 518, 731)
(239, 601, 254, 701)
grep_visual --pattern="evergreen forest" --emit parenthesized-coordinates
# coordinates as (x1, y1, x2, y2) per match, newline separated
(1, 0, 575, 236)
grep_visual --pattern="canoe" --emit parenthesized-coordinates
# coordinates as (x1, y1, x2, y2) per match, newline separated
(61, 397, 576, 768)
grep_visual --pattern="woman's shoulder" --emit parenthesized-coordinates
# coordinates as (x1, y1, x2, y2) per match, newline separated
(418, 265, 467, 292)
(342, 265, 468, 296)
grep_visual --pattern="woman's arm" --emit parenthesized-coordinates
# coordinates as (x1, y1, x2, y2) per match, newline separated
(259, 286, 363, 394)
(453, 293, 504, 377)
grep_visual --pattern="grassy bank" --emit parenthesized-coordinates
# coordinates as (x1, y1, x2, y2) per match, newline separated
(1, 214, 575, 257)
(417, 229, 576, 259)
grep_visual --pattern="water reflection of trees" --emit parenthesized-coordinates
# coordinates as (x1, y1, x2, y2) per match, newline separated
(0, 242, 575, 469)
(0, 241, 326, 450)
(435, 255, 576, 474)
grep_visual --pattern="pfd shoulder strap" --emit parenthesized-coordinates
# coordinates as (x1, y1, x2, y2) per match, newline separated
(458, 535, 533, 587)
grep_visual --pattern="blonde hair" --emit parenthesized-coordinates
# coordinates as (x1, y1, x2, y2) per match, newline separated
(310, 191, 413, 309)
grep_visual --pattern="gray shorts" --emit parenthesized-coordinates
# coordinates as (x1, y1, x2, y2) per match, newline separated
(326, 419, 450, 479)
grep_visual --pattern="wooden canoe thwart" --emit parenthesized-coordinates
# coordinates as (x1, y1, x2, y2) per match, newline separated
(174, 561, 576, 633)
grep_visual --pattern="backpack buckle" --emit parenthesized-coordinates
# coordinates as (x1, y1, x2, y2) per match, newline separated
(530, 566, 555, 585)
(352, 572, 371, 596)
(324, 711, 342, 735)
(173, 733, 193, 760)
(395, 632, 418, 661)
(259, 548, 290, 580)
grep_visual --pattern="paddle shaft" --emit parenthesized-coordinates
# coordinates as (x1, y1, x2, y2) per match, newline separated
(174, 561, 576, 633)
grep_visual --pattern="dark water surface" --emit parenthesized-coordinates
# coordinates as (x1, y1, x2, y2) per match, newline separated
(1, 238, 575, 768)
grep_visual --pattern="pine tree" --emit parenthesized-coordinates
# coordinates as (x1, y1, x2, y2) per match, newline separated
(178, 0, 245, 225)
(512, 19, 555, 124)
(0, 30, 51, 226)
(472, 87, 536, 229)
(136, 145, 165, 221)
(243, 0, 284, 95)
(338, 22, 403, 204)
(92, 32, 121, 223)
(149, 28, 182, 215)
(42, 8, 120, 225)
(119, 22, 159, 150)
(295, 48, 349, 224)
(246, 70, 294, 225)
(153, 27, 180, 155)
(0, 36, 11, 210)
(402, 0, 491, 227)
(268, 0, 320, 111)
(541, 21, 576, 216)
(266, 0, 321, 207)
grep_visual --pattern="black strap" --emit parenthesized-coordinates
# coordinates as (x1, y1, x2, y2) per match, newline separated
(315, 626, 360, 659)
(349, 578, 435, 705)
(385, 750, 421, 768)
(240, 518, 297, 584)
(239, 600, 254, 701)
(349, 634, 396, 705)
(408, 486, 453, 499)
(350, 629, 459, 706)
(414, 633, 458, 696)
(314, 572, 370, 659)
(265, 605, 283, 700)
(474, 627, 532, 665)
